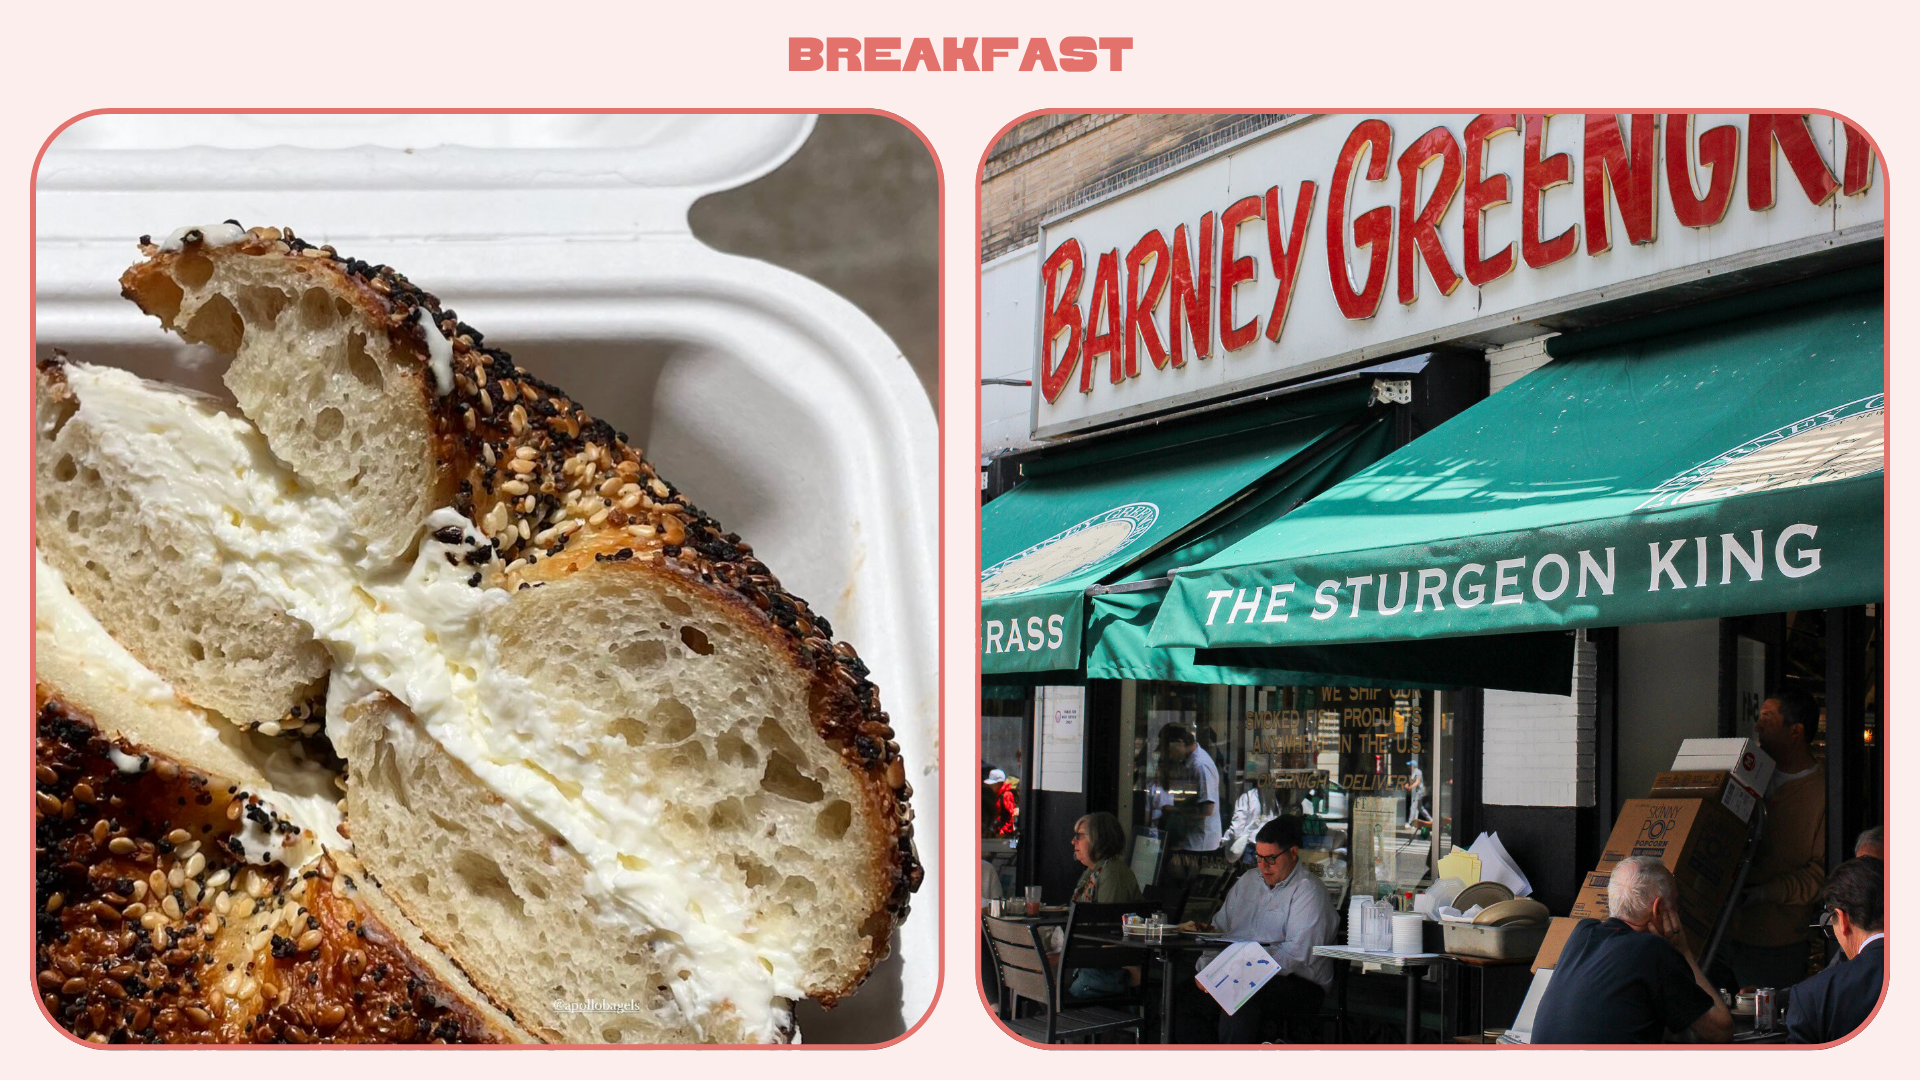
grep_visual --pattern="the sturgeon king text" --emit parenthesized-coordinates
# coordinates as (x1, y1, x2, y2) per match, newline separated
(1197, 525, 1824, 627)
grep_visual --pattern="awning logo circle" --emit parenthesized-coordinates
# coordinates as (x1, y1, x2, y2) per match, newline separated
(1638, 394, 1884, 511)
(980, 501, 1160, 599)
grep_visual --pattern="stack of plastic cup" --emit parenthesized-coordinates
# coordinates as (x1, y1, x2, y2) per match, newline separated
(1392, 912, 1425, 956)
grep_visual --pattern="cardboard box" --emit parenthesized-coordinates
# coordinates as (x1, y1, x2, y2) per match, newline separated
(1586, 798, 1749, 958)
(1532, 916, 1584, 972)
(1650, 769, 1760, 823)
(1672, 737, 1775, 795)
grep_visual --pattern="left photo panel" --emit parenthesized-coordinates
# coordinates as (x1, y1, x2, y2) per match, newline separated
(31, 112, 939, 1046)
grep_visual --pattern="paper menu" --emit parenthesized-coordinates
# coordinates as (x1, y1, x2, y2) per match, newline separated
(1196, 940, 1279, 1016)
(1467, 831, 1533, 898)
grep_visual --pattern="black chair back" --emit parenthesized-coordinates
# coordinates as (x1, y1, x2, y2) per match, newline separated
(983, 916, 1055, 1016)
(1141, 883, 1189, 921)
(1060, 900, 1154, 977)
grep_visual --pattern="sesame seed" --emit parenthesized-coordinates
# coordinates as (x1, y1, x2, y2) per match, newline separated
(92, 819, 110, 846)
(131, 880, 148, 902)
(298, 929, 323, 952)
(162, 894, 183, 920)
(166, 827, 192, 845)
(107, 836, 136, 855)
(258, 720, 283, 737)
(168, 867, 185, 889)
(500, 479, 529, 497)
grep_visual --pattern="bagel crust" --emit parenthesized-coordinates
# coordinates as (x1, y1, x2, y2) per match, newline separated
(33, 691, 526, 1044)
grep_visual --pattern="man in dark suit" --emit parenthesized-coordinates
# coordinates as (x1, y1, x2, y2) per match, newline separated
(1787, 858, 1884, 1043)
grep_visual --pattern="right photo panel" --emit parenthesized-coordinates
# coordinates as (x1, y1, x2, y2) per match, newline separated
(978, 113, 1883, 1047)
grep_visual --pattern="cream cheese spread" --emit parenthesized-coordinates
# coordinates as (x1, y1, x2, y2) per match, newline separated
(52, 361, 797, 1041)
(157, 222, 251, 252)
(35, 550, 342, 868)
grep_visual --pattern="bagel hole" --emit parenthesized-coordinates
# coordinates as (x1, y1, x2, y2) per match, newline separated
(607, 716, 648, 747)
(182, 294, 245, 354)
(238, 285, 291, 326)
(760, 751, 824, 803)
(680, 626, 713, 655)
(816, 799, 853, 840)
(343, 332, 383, 390)
(299, 287, 336, 330)
(313, 407, 344, 441)
(649, 697, 696, 742)
(173, 253, 215, 289)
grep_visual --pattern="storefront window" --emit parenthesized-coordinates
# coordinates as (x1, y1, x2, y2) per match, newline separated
(980, 690, 1029, 900)
(1116, 680, 1453, 901)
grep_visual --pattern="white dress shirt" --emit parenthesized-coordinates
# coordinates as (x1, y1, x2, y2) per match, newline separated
(1205, 861, 1336, 990)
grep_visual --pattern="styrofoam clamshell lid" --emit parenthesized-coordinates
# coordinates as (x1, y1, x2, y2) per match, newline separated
(34, 113, 938, 1042)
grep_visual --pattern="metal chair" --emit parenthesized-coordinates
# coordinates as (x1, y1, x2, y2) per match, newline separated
(983, 915, 1146, 1044)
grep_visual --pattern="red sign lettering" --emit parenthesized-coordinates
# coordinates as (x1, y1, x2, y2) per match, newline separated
(1126, 230, 1172, 373)
(1082, 248, 1124, 390)
(1583, 114, 1659, 255)
(1667, 114, 1738, 228)
(1397, 125, 1464, 304)
(1328, 119, 1394, 320)
(1463, 113, 1518, 287)
(1263, 181, 1317, 343)
(1169, 214, 1214, 365)
(1219, 195, 1263, 352)
(1522, 113, 1578, 268)
(1039, 240, 1084, 403)
(1747, 114, 1839, 211)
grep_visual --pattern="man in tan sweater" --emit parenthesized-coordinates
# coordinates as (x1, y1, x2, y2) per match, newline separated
(1722, 689, 1826, 989)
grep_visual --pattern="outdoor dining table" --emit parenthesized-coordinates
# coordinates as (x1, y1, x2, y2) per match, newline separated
(1076, 929, 1219, 1044)
(1312, 945, 1445, 1043)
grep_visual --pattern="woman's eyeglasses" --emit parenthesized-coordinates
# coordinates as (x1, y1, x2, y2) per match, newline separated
(1070, 830, 1087, 842)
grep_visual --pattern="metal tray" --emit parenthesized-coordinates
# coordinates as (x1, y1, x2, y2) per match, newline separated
(1442, 921, 1551, 960)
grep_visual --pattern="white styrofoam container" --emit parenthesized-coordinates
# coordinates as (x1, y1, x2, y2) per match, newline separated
(33, 113, 938, 1044)
(1673, 736, 1776, 794)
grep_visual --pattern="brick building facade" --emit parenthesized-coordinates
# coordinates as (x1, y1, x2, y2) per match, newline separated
(980, 114, 1289, 263)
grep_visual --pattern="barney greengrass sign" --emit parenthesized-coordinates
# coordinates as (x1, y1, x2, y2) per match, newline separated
(1033, 113, 1882, 437)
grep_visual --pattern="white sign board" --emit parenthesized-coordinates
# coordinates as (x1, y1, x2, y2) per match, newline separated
(1033, 113, 1883, 436)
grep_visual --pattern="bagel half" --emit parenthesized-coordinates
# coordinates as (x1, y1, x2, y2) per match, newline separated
(33, 222, 921, 1043)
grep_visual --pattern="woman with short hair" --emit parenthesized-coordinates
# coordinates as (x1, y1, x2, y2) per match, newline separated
(1071, 811, 1142, 903)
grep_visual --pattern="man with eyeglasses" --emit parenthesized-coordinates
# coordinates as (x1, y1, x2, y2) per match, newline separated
(1179, 815, 1334, 1042)
(1786, 858, 1884, 1043)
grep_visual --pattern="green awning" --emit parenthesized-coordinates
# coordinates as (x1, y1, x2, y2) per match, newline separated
(1084, 415, 1407, 684)
(980, 385, 1371, 675)
(1150, 286, 1884, 653)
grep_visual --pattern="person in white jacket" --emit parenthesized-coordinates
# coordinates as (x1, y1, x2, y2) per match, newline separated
(1225, 785, 1277, 864)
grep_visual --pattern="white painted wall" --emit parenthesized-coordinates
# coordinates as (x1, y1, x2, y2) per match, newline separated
(981, 244, 1040, 458)
(1616, 619, 1722, 811)
(1483, 633, 1597, 807)
(1487, 334, 1557, 393)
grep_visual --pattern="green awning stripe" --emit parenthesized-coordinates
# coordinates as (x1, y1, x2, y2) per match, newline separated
(981, 386, 1374, 675)
(1149, 287, 1884, 652)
